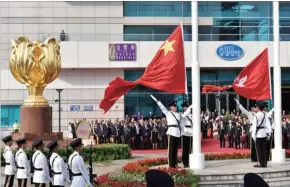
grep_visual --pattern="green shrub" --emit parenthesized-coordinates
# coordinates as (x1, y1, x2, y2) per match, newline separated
(1, 144, 131, 166)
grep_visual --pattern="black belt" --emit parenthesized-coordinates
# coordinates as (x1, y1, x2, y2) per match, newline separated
(34, 167, 43, 171)
(17, 166, 25, 169)
(168, 125, 178, 128)
(52, 171, 62, 175)
(257, 127, 265, 130)
(5, 163, 10, 165)
(185, 126, 192, 128)
(72, 173, 82, 176)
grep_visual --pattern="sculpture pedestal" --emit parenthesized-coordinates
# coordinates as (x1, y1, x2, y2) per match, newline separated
(11, 106, 63, 141)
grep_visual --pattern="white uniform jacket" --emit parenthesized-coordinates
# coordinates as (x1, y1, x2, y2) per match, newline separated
(157, 101, 187, 138)
(181, 105, 193, 137)
(3, 146, 17, 175)
(251, 111, 272, 140)
(32, 150, 51, 184)
(50, 152, 71, 186)
(68, 151, 92, 187)
(15, 148, 30, 179)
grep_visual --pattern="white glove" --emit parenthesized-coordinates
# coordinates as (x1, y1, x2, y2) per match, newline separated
(234, 98, 240, 105)
(150, 95, 158, 102)
(267, 133, 271, 140)
(188, 105, 193, 110)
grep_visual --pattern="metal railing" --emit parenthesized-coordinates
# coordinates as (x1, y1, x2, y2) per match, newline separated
(2, 33, 290, 42)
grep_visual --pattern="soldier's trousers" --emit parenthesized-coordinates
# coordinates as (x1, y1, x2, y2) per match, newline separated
(251, 138, 258, 162)
(168, 135, 180, 168)
(256, 137, 267, 167)
(4, 175, 14, 187)
(35, 183, 46, 187)
(182, 136, 193, 167)
(18, 179, 27, 187)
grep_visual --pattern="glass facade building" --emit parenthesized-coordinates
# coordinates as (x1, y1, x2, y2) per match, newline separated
(1, 105, 21, 127)
(123, 1, 290, 41)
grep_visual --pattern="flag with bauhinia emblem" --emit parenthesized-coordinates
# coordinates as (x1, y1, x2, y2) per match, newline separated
(202, 48, 271, 100)
(99, 25, 186, 113)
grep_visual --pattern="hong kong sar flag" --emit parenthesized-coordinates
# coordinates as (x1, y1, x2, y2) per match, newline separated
(232, 48, 271, 100)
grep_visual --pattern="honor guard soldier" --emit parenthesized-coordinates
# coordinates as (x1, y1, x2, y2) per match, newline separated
(68, 138, 93, 187)
(2, 135, 17, 187)
(252, 102, 272, 168)
(47, 140, 71, 187)
(151, 95, 187, 168)
(32, 138, 51, 187)
(15, 137, 30, 187)
(235, 99, 258, 162)
(262, 102, 275, 161)
(180, 102, 193, 168)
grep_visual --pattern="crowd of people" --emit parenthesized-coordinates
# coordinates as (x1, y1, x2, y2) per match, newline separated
(68, 108, 290, 151)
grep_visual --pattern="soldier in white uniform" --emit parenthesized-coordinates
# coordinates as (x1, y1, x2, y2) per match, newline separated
(2, 135, 17, 187)
(68, 138, 93, 187)
(151, 95, 187, 168)
(32, 138, 51, 187)
(180, 102, 193, 168)
(252, 102, 272, 168)
(234, 99, 258, 162)
(47, 140, 71, 187)
(15, 137, 30, 187)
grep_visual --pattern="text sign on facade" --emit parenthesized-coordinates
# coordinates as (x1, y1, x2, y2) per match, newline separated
(83, 105, 93, 111)
(109, 43, 136, 61)
(70, 105, 80, 111)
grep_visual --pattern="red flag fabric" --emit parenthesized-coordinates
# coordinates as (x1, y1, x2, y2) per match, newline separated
(202, 85, 232, 93)
(99, 25, 186, 113)
(232, 48, 270, 100)
(202, 48, 270, 100)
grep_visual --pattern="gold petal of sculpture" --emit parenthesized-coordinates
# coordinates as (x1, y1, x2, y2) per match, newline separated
(9, 36, 61, 106)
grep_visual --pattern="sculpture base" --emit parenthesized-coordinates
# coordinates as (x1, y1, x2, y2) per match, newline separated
(12, 106, 63, 141)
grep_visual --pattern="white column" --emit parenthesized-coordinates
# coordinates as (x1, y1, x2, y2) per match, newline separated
(271, 1, 285, 163)
(189, 0, 205, 170)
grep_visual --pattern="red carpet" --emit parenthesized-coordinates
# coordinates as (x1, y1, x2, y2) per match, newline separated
(132, 139, 290, 154)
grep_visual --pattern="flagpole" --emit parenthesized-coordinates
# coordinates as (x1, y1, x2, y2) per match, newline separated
(190, 0, 205, 170)
(272, 1, 285, 163)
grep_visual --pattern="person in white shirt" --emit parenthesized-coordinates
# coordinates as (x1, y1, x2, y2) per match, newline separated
(68, 138, 92, 187)
(262, 102, 275, 161)
(252, 102, 272, 168)
(180, 102, 193, 168)
(32, 138, 51, 187)
(15, 137, 30, 187)
(2, 135, 17, 187)
(234, 99, 258, 163)
(47, 140, 71, 187)
(151, 95, 187, 168)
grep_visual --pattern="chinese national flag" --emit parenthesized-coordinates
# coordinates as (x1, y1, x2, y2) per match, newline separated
(99, 25, 186, 113)
(202, 48, 271, 100)
(232, 48, 270, 100)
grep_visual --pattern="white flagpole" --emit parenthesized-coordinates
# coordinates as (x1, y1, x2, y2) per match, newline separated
(189, 0, 205, 170)
(272, 1, 285, 163)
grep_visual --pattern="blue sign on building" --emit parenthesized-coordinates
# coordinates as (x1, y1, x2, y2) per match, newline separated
(83, 105, 94, 111)
(216, 44, 244, 61)
(70, 105, 80, 111)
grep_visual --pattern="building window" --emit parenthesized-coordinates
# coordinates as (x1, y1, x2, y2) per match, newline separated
(123, 1, 191, 17)
(124, 25, 192, 41)
(1, 105, 21, 127)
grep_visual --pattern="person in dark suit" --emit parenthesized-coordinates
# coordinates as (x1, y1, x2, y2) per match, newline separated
(219, 121, 226, 148)
(96, 122, 103, 144)
(227, 120, 235, 148)
(71, 120, 77, 138)
(235, 121, 242, 149)
(159, 119, 167, 149)
(282, 121, 289, 149)
(102, 121, 108, 143)
(201, 119, 207, 139)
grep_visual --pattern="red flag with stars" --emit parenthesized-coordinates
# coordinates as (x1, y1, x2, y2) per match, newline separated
(99, 25, 186, 113)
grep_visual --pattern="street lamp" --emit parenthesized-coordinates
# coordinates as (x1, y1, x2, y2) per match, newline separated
(55, 89, 63, 133)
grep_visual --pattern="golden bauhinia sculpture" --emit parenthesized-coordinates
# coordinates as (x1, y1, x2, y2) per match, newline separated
(9, 37, 61, 106)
